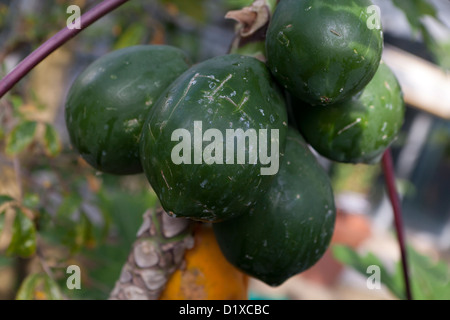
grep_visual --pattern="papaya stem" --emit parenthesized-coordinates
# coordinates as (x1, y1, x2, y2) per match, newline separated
(0, 0, 130, 99)
(381, 148, 413, 300)
(226, 0, 276, 59)
(109, 208, 194, 300)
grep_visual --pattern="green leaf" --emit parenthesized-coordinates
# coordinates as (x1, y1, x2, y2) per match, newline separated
(57, 194, 82, 220)
(392, 0, 449, 70)
(69, 213, 95, 254)
(420, 24, 450, 70)
(10, 95, 23, 112)
(7, 208, 37, 258)
(0, 194, 14, 207)
(333, 244, 450, 300)
(0, 254, 12, 268)
(0, 211, 5, 234)
(43, 123, 61, 157)
(160, 0, 207, 23)
(5, 120, 37, 155)
(53, 194, 98, 253)
(407, 246, 450, 300)
(225, 0, 253, 10)
(23, 193, 40, 210)
(16, 273, 63, 300)
(16, 273, 40, 300)
(332, 245, 405, 299)
(392, 0, 438, 33)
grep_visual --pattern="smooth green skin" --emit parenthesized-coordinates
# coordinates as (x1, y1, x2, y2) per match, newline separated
(213, 128, 336, 286)
(65, 45, 190, 175)
(140, 54, 288, 222)
(266, 0, 383, 106)
(294, 62, 405, 164)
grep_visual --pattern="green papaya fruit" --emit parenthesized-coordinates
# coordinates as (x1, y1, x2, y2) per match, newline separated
(140, 54, 288, 222)
(213, 128, 336, 286)
(65, 45, 190, 175)
(293, 62, 404, 164)
(266, 0, 383, 106)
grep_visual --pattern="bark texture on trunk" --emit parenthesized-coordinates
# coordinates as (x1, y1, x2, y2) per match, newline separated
(109, 208, 194, 300)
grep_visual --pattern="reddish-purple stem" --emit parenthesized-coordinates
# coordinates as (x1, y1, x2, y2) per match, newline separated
(382, 148, 413, 300)
(0, 0, 130, 99)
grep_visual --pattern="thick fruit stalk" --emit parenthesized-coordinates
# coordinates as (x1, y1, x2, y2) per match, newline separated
(110, 208, 194, 300)
(226, 0, 276, 59)
(110, 209, 249, 300)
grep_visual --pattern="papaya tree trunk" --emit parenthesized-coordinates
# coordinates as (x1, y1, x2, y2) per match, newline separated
(109, 208, 194, 300)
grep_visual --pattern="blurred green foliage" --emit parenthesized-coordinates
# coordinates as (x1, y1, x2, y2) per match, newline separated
(0, 0, 449, 300)
(333, 244, 450, 300)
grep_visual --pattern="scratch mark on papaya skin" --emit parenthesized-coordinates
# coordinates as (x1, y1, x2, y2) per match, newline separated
(235, 94, 249, 113)
(384, 81, 391, 91)
(161, 170, 171, 190)
(330, 29, 341, 37)
(221, 95, 238, 108)
(222, 93, 249, 114)
(167, 73, 201, 122)
(205, 74, 233, 102)
(337, 118, 362, 135)
(148, 122, 156, 142)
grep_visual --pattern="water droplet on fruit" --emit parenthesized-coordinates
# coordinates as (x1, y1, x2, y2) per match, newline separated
(199, 180, 208, 188)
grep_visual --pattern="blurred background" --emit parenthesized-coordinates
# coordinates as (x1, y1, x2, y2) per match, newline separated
(0, 0, 449, 300)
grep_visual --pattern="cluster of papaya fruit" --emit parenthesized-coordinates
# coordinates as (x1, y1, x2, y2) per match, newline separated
(65, 0, 404, 287)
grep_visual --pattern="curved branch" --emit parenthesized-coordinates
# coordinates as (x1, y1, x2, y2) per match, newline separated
(0, 0, 130, 99)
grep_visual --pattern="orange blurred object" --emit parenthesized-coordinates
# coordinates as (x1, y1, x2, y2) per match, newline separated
(159, 224, 249, 300)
